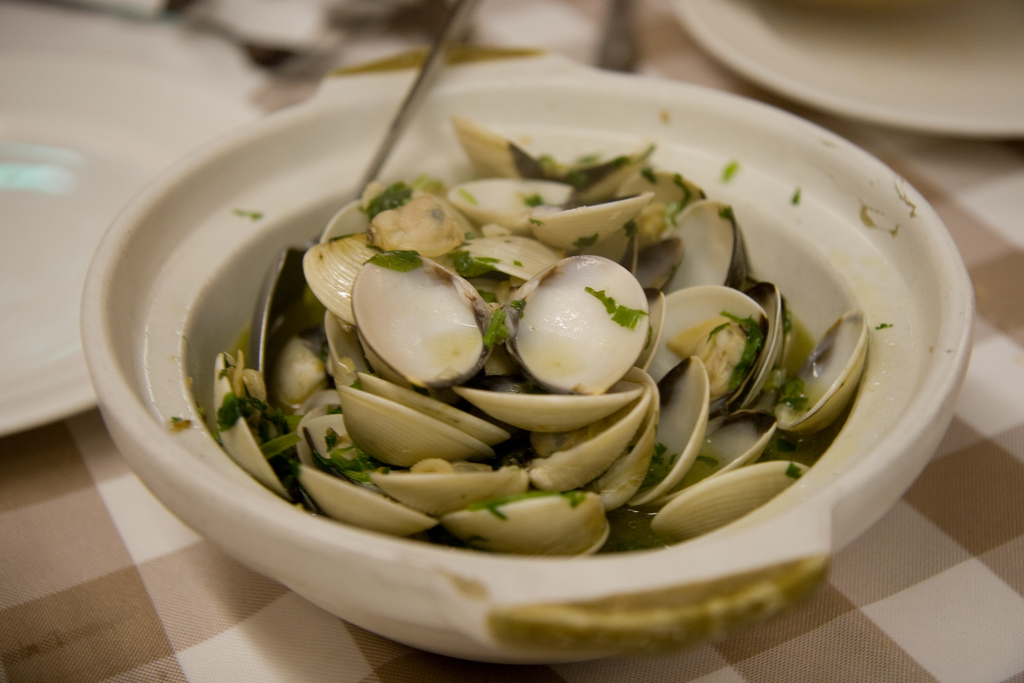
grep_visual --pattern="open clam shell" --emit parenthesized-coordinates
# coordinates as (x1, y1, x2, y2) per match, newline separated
(775, 309, 869, 433)
(653, 409, 778, 506)
(528, 193, 653, 251)
(439, 490, 610, 556)
(296, 464, 437, 537)
(629, 356, 711, 506)
(585, 367, 661, 510)
(324, 311, 370, 388)
(662, 200, 748, 293)
(451, 115, 547, 179)
(303, 234, 378, 326)
(351, 253, 491, 389)
(213, 353, 291, 500)
(647, 284, 768, 411)
(505, 255, 650, 395)
(320, 198, 370, 242)
(617, 169, 706, 250)
(447, 178, 574, 233)
(337, 384, 495, 467)
(452, 234, 564, 282)
(650, 460, 808, 542)
(370, 462, 529, 517)
(295, 411, 348, 467)
(356, 372, 510, 446)
(452, 380, 644, 433)
(528, 378, 653, 492)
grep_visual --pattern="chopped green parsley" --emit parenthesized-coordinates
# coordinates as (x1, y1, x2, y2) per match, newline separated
(785, 462, 803, 479)
(875, 322, 894, 330)
(720, 311, 764, 391)
(529, 218, 544, 227)
(778, 377, 809, 412)
(483, 308, 509, 349)
(232, 209, 264, 221)
(791, 187, 802, 205)
(467, 490, 586, 519)
(522, 193, 544, 207)
(362, 182, 413, 220)
(623, 219, 638, 238)
(574, 233, 600, 249)
(721, 160, 740, 183)
(585, 287, 648, 330)
(639, 443, 673, 490)
(641, 167, 657, 183)
(451, 250, 500, 278)
(366, 250, 422, 272)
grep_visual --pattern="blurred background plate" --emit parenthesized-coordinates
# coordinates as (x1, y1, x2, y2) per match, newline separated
(671, 0, 1024, 137)
(0, 44, 259, 436)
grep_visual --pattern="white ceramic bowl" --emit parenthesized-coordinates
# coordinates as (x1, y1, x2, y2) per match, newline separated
(81, 54, 973, 663)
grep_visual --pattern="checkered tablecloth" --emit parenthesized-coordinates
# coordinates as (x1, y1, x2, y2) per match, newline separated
(3, 1, 1024, 681)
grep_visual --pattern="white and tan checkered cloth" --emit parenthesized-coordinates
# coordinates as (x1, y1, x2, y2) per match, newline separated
(3, 1, 1024, 681)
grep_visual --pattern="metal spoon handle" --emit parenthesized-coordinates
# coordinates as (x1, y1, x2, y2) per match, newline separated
(354, 0, 480, 193)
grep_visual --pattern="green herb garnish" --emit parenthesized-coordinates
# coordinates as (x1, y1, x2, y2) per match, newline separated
(509, 299, 526, 313)
(785, 462, 803, 479)
(623, 219, 638, 238)
(366, 250, 422, 272)
(778, 377, 809, 412)
(639, 443, 674, 490)
(585, 286, 648, 330)
(232, 209, 264, 221)
(641, 167, 657, 184)
(574, 233, 600, 249)
(791, 187, 802, 205)
(483, 308, 509, 349)
(721, 160, 739, 183)
(720, 311, 764, 391)
(875, 322, 893, 330)
(451, 250, 499, 278)
(522, 193, 543, 207)
(362, 181, 413, 220)
(529, 218, 544, 227)
(260, 433, 300, 458)
(467, 490, 586, 519)
(457, 188, 478, 205)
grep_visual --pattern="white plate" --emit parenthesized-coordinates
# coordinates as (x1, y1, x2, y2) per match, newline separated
(671, 0, 1024, 137)
(0, 53, 258, 436)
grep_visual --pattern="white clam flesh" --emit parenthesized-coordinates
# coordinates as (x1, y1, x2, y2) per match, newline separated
(647, 285, 768, 411)
(506, 255, 650, 395)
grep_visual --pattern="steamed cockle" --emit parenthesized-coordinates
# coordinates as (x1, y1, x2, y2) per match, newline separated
(209, 115, 868, 556)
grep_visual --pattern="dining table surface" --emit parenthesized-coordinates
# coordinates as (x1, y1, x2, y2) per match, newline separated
(2, 0, 1024, 681)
